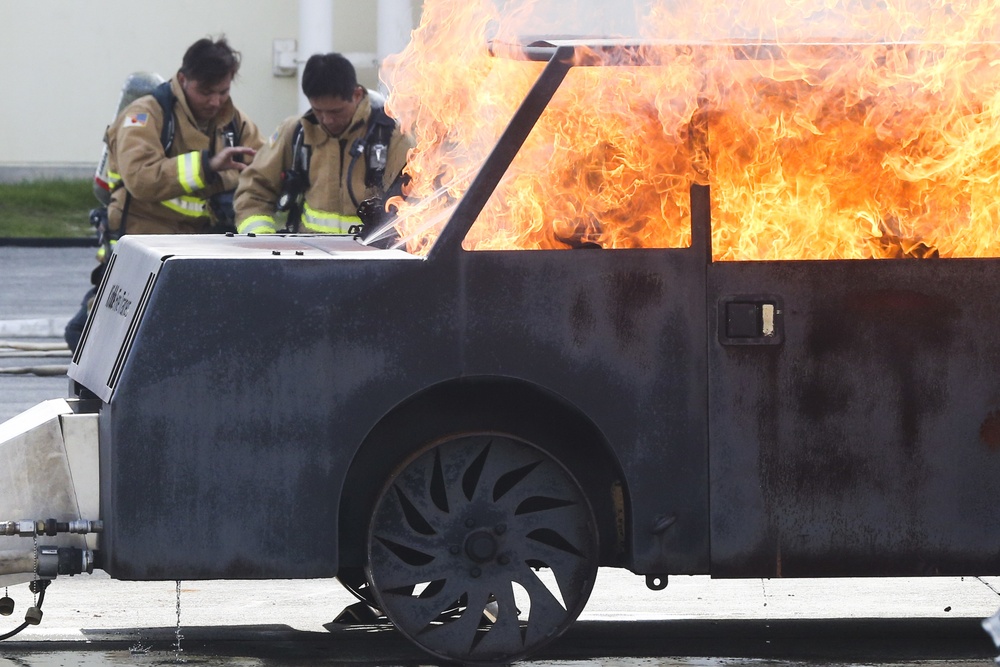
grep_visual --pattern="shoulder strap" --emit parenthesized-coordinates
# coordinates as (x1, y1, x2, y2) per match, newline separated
(368, 102, 395, 130)
(149, 81, 176, 153)
(277, 121, 310, 232)
(118, 81, 174, 237)
(363, 104, 395, 188)
(291, 121, 309, 174)
(222, 114, 242, 148)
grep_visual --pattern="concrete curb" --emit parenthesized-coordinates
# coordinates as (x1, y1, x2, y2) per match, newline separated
(0, 318, 70, 339)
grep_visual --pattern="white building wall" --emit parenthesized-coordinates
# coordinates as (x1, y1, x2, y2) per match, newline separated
(0, 0, 418, 180)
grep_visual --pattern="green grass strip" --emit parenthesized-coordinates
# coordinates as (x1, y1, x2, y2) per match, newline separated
(0, 179, 96, 238)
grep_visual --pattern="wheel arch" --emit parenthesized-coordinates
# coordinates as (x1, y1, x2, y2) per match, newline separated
(337, 375, 629, 568)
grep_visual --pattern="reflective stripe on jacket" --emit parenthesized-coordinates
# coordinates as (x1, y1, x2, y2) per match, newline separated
(234, 91, 414, 234)
(300, 202, 359, 233)
(238, 215, 278, 234)
(105, 76, 264, 235)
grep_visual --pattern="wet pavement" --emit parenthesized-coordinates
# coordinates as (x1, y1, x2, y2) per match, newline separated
(2, 570, 1000, 665)
(2, 244, 1000, 665)
(0, 620, 995, 666)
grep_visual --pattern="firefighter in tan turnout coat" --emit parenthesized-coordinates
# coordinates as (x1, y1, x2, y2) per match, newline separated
(105, 37, 264, 236)
(64, 37, 264, 354)
(235, 52, 412, 235)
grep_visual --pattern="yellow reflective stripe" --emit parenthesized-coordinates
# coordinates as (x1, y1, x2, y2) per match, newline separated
(107, 170, 123, 190)
(301, 202, 359, 234)
(95, 239, 117, 263)
(160, 195, 207, 217)
(177, 151, 206, 193)
(237, 215, 278, 234)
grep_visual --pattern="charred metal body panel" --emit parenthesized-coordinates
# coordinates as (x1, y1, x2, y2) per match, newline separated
(71, 228, 709, 579)
(709, 258, 1000, 577)
(66, 41, 1000, 584)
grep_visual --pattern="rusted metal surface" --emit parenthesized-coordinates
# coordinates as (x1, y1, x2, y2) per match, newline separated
(708, 258, 1000, 577)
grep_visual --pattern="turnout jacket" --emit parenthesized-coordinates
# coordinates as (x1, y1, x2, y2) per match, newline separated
(234, 91, 413, 234)
(105, 77, 264, 235)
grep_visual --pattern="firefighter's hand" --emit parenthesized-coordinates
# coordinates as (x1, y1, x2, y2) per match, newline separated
(208, 146, 257, 174)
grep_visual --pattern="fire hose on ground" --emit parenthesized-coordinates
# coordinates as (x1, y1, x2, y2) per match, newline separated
(0, 341, 70, 377)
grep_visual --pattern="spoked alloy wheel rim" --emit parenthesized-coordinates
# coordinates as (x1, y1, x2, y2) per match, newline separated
(366, 434, 599, 664)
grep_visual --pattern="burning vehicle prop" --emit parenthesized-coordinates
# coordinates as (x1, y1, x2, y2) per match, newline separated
(5, 27, 1000, 664)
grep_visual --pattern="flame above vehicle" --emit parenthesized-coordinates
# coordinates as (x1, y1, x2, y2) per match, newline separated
(382, 0, 1000, 260)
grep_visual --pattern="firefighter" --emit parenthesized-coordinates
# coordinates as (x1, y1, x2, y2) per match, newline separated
(65, 37, 265, 353)
(234, 53, 413, 236)
(104, 36, 264, 236)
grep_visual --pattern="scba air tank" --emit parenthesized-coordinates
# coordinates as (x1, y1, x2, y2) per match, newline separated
(93, 71, 165, 205)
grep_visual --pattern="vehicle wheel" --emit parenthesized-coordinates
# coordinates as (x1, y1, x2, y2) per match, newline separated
(366, 433, 599, 664)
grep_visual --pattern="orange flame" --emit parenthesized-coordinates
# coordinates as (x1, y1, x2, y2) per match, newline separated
(382, 0, 1000, 260)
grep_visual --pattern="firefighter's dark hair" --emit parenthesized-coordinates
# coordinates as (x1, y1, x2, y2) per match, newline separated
(302, 53, 358, 100)
(180, 37, 241, 86)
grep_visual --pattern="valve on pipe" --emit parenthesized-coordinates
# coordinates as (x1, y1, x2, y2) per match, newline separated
(0, 519, 103, 537)
(0, 518, 100, 580)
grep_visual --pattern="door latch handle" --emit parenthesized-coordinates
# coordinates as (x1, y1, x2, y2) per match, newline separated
(718, 296, 783, 345)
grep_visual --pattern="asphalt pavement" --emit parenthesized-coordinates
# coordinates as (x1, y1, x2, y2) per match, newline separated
(0, 243, 95, 422)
